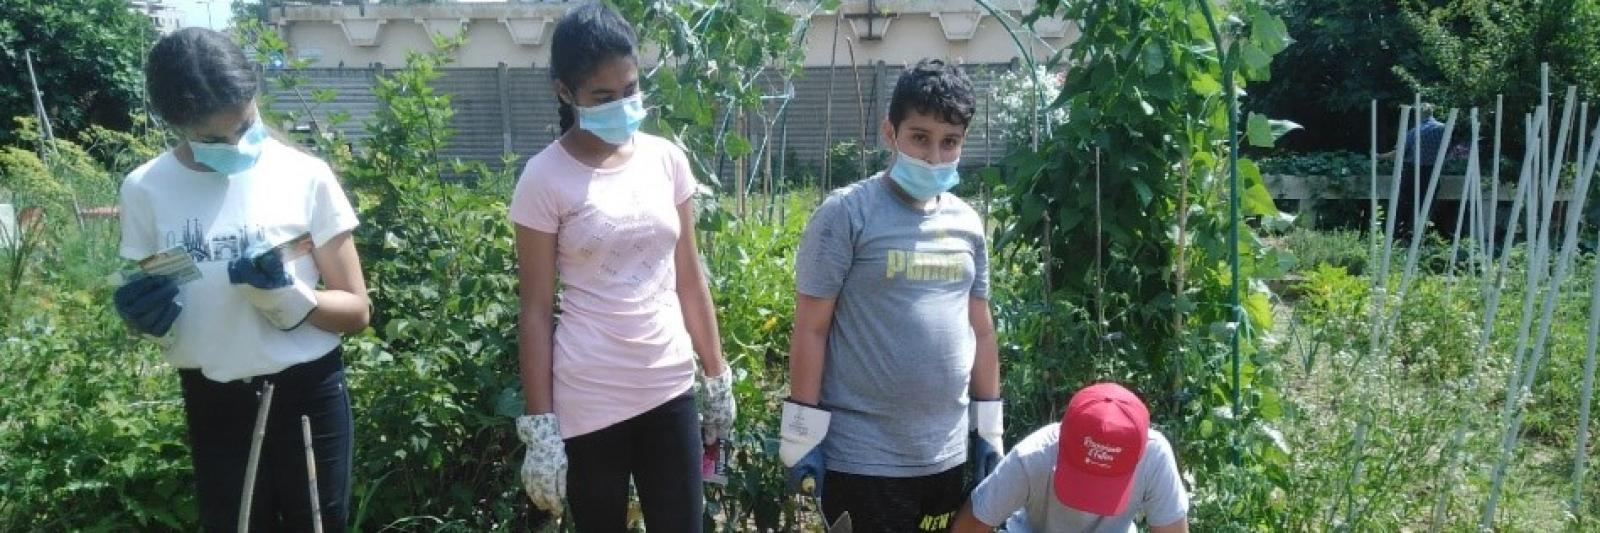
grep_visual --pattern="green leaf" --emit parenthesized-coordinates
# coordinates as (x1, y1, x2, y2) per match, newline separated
(1140, 41, 1165, 75)
(1246, 113, 1274, 148)
(1238, 159, 1277, 216)
(723, 133, 753, 158)
(1191, 73, 1222, 96)
(1239, 42, 1270, 72)
(1251, 11, 1292, 55)
(1244, 290, 1273, 332)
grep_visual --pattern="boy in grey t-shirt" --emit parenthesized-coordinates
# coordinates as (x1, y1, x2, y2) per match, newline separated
(778, 58, 1002, 533)
(952, 383, 1190, 533)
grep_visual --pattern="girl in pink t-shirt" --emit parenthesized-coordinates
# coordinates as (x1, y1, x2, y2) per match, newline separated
(508, 3, 735, 530)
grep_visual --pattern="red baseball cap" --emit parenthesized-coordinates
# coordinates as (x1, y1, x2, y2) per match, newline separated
(1054, 382, 1150, 516)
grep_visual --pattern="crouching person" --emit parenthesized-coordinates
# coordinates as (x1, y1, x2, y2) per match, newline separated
(951, 383, 1189, 533)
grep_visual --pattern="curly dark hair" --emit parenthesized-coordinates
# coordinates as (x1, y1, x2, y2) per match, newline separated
(144, 27, 260, 128)
(887, 58, 976, 130)
(550, 2, 638, 134)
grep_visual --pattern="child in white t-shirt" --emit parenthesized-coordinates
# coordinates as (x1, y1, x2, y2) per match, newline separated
(951, 383, 1190, 533)
(114, 27, 368, 532)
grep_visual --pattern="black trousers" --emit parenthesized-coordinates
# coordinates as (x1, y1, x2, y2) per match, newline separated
(179, 349, 352, 533)
(565, 393, 704, 533)
(822, 465, 967, 533)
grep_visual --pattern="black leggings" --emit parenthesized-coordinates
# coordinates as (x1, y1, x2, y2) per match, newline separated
(565, 393, 704, 533)
(180, 349, 352, 533)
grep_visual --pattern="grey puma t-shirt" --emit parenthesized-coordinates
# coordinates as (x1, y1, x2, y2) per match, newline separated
(794, 175, 990, 477)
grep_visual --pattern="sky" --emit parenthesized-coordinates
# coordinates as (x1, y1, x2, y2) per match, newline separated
(166, 0, 226, 30)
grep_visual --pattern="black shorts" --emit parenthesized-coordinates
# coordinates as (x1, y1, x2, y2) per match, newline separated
(822, 465, 967, 533)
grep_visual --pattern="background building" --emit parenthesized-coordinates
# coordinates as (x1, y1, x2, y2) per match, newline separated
(129, 0, 185, 35)
(261, 0, 1077, 171)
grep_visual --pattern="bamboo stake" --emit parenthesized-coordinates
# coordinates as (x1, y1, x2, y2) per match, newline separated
(1484, 88, 1596, 527)
(1497, 107, 1561, 446)
(1570, 190, 1600, 517)
(1377, 109, 1461, 358)
(1429, 112, 1543, 530)
(1415, 94, 1423, 232)
(1370, 100, 1380, 267)
(1489, 95, 1503, 262)
(302, 415, 324, 533)
(1369, 105, 1415, 363)
(239, 382, 276, 533)
(1446, 109, 1480, 281)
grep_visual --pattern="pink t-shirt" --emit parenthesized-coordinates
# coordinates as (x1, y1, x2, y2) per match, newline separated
(509, 133, 699, 439)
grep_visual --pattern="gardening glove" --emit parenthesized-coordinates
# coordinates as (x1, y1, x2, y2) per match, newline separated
(227, 242, 317, 331)
(701, 367, 736, 443)
(970, 399, 1004, 482)
(113, 274, 182, 337)
(780, 399, 830, 497)
(517, 414, 568, 516)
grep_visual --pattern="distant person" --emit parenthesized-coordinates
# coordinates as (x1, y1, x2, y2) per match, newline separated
(951, 383, 1189, 533)
(509, 3, 734, 530)
(1382, 103, 1449, 238)
(781, 58, 1001, 533)
(116, 27, 369, 531)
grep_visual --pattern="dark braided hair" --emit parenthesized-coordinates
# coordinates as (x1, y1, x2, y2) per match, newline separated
(144, 27, 260, 128)
(549, 2, 637, 134)
(888, 58, 976, 129)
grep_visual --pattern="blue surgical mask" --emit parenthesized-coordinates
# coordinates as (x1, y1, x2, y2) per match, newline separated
(889, 150, 960, 201)
(189, 118, 268, 176)
(577, 93, 647, 145)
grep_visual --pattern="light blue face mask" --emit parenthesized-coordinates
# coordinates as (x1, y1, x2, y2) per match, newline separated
(889, 149, 961, 201)
(189, 118, 268, 176)
(577, 93, 648, 145)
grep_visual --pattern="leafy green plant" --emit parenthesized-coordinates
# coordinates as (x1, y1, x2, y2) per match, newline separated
(986, 0, 1299, 527)
(0, 0, 156, 143)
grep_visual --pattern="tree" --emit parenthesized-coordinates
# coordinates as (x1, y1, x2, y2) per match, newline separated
(0, 0, 156, 144)
(1251, 0, 1425, 151)
(1398, 0, 1600, 137)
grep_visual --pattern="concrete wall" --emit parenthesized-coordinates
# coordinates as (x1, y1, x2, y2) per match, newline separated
(269, 1, 1075, 69)
(267, 63, 1019, 173)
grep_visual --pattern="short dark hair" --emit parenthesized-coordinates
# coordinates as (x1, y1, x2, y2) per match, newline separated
(888, 58, 976, 130)
(549, 2, 638, 133)
(144, 27, 260, 128)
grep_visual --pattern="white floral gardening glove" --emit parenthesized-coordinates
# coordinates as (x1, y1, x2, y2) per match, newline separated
(517, 414, 567, 516)
(701, 368, 736, 443)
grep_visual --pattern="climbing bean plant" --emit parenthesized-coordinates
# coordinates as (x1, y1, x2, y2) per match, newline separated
(991, 0, 1298, 526)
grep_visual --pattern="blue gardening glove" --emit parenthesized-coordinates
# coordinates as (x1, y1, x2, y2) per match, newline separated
(970, 399, 1004, 482)
(114, 274, 182, 337)
(780, 399, 830, 497)
(227, 243, 317, 330)
(701, 368, 736, 443)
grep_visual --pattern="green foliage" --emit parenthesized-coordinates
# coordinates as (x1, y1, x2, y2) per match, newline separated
(613, 0, 820, 191)
(1398, 0, 1600, 135)
(0, 0, 156, 144)
(1252, 0, 1420, 150)
(995, 0, 1297, 527)
(825, 140, 887, 187)
(1282, 228, 1369, 275)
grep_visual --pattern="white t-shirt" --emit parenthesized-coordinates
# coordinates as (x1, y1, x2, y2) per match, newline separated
(970, 424, 1188, 533)
(119, 138, 359, 382)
